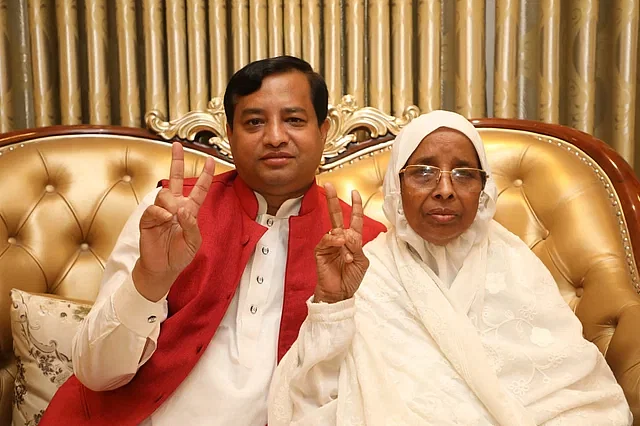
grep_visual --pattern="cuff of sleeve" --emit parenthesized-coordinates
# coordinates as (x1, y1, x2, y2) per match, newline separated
(307, 296, 356, 323)
(113, 276, 167, 337)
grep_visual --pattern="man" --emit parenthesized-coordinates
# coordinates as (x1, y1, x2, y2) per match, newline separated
(40, 56, 385, 425)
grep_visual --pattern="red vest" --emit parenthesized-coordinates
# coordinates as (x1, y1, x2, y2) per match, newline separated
(40, 171, 385, 425)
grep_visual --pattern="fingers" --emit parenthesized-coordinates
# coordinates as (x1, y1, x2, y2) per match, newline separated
(169, 142, 185, 196)
(139, 205, 173, 230)
(324, 182, 344, 230)
(342, 229, 364, 256)
(315, 231, 346, 250)
(349, 190, 364, 235)
(316, 229, 356, 264)
(155, 188, 181, 214)
(177, 207, 202, 254)
(187, 157, 216, 213)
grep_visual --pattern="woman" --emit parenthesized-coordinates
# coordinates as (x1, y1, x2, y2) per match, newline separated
(268, 111, 632, 425)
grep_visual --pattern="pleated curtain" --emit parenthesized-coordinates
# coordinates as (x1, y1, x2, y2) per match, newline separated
(0, 0, 638, 170)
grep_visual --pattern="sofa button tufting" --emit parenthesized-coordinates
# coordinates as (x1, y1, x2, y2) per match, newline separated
(7, 237, 16, 245)
(45, 185, 55, 193)
(122, 175, 132, 182)
(80, 243, 89, 251)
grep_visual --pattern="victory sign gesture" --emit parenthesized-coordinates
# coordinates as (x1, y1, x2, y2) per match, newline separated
(133, 142, 216, 302)
(313, 183, 370, 304)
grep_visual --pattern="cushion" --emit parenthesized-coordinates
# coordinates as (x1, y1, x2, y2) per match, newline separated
(10, 289, 92, 426)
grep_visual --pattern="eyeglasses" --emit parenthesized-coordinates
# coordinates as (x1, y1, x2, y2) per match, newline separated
(399, 165, 487, 192)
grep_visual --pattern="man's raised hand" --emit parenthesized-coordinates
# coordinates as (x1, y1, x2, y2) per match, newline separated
(133, 142, 216, 302)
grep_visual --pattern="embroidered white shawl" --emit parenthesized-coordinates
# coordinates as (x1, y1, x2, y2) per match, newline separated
(269, 111, 632, 425)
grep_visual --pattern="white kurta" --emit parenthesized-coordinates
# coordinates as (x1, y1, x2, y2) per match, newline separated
(269, 226, 632, 425)
(72, 187, 302, 426)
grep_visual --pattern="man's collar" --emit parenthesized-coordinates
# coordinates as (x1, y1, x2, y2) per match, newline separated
(232, 173, 321, 220)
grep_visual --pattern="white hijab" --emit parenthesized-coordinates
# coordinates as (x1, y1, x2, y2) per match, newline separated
(382, 110, 498, 287)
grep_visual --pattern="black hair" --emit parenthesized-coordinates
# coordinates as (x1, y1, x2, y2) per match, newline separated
(223, 56, 329, 129)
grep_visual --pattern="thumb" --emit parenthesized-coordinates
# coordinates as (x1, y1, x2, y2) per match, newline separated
(177, 207, 202, 253)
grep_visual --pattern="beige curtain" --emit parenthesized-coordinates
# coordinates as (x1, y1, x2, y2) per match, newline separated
(0, 0, 638, 170)
(493, 0, 640, 170)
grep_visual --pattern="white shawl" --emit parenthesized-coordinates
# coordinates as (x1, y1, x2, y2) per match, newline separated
(269, 111, 632, 425)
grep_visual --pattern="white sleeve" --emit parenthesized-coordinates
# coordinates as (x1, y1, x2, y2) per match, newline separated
(72, 187, 169, 391)
(268, 297, 356, 426)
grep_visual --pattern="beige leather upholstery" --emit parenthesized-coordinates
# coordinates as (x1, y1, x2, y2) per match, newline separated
(317, 129, 640, 421)
(1, 127, 639, 424)
(0, 133, 232, 424)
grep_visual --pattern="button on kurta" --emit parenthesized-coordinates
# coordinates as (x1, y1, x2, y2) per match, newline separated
(266, 218, 274, 227)
(250, 305, 258, 314)
(262, 247, 269, 255)
(256, 276, 264, 284)
(148, 315, 157, 323)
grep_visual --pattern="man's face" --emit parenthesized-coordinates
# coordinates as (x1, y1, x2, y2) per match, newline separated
(227, 71, 329, 200)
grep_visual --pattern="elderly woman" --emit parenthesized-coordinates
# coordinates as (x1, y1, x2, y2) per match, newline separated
(268, 111, 632, 425)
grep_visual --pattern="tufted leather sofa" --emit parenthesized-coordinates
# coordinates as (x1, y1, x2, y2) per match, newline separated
(1, 120, 639, 424)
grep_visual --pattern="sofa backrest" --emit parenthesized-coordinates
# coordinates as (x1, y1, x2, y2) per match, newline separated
(1, 114, 639, 422)
(0, 127, 233, 423)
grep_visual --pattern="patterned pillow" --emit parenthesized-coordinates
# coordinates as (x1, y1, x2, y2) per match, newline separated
(10, 289, 92, 426)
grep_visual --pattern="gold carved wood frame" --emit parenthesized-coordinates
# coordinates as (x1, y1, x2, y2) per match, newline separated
(145, 95, 420, 172)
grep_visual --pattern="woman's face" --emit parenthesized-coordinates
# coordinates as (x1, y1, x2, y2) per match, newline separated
(400, 128, 483, 246)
